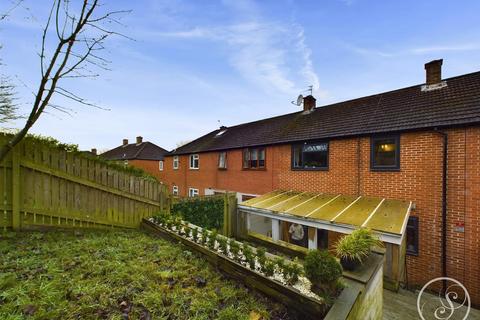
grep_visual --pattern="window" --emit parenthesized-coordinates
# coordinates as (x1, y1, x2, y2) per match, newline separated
(218, 152, 227, 169)
(172, 185, 179, 196)
(371, 135, 400, 170)
(243, 148, 265, 169)
(159, 160, 164, 171)
(173, 156, 179, 169)
(292, 142, 329, 170)
(406, 216, 419, 255)
(189, 154, 199, 169)
(188, 188, 199, 197)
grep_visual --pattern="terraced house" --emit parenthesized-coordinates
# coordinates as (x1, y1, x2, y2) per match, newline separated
(162, 60, 480, 304)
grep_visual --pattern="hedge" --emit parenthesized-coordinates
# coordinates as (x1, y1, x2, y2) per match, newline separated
(172, 196, 224, 230)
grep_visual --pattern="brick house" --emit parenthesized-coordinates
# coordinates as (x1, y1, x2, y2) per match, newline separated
(162, 60, 479, 304)
(101, 136, 169, 181)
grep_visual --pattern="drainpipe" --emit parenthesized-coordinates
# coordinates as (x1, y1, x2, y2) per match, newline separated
(434, 129, 448, 294)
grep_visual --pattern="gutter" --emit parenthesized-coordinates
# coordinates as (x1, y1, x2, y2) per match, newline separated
(434, 129, 448, 294)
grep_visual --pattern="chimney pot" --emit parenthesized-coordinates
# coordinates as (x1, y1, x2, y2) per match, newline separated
(122, 139, 129, 146)
(91, 148, 97, 155)
(303, 95, 316, 112)
(136, 136, 143, 144)
(425, 59, 443, 85)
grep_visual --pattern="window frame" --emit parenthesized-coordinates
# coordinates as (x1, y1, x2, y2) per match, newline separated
(406, 216, 419, 256)
(370, 135, 400, 171)
(291, 141, 329, 171)
(172, 185, 179, 196)
(188, 188, 199, 198)
(218, 151, 227, 170)
(173, 156, 179, 170)
(189, 154, 199, 170)
(242, 147, 266, 170)
(159, 160, 164, 171)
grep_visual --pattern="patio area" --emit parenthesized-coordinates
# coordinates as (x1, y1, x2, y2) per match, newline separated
(383, 288, 480, 320)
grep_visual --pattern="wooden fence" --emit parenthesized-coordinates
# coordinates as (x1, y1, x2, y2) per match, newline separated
(0, 136, 168, 231)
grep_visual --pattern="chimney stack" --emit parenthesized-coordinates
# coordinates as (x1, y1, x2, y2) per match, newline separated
(303, 95, 316, 112)
(136, 136, 143, 144)
(122, 139, 129, 146)
(91, 148, 97, 156)
(425, 59, 443, 85)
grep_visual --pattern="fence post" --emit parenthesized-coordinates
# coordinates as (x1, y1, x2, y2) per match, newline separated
(11, 146, 21, 230)
(223, 192, 237, 237)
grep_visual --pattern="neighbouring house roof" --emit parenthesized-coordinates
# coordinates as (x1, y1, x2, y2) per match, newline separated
(101, 142, 169, 161)
(170, 71, 480, 155)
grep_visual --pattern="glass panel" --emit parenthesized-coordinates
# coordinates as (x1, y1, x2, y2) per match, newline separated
(243, 149, 249, 168)
(258, 148, 265, 167)
(303, 143, 328, 168)
(374, 138, 397, 166)
(293, 145, 302, 168)
(250, 149, 258, 168)
(218, 152, 226, 168)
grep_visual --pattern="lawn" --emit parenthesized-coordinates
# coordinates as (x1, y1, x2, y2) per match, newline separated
(0, 229, 291, 320)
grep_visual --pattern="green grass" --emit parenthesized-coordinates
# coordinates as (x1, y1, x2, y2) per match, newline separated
(0, 230, 290, 320)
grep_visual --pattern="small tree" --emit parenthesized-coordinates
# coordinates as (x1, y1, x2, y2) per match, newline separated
(0, 0, 130, 162)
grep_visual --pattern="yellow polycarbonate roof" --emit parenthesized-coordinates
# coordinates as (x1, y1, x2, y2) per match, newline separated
(240, 190, 412, 236)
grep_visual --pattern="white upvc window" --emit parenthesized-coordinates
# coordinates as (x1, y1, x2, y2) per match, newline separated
(172, 185, 179, 196)
(188, 188, 199, 197)
(189, 154, 199, 169)
(173, 156, 179, 169)
(159, 160, 164, 171)
(218, 152, 227, 169)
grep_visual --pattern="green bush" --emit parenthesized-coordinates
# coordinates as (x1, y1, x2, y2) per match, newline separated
(242, 243, 255, 268)
(282, 258, 303, 285)
(335, 228, 383, 262)
(229, 239, 241, 261)
(217, 236, 228, 254)
(304, 250, 342, 292)
(262, 260, 276, 277)
(191, 227, 199, 242)
(256, 247, 267, 266)
(207, 229, 218, 249)
(172, 196, 224, 230)
(200, 228, 209, 245)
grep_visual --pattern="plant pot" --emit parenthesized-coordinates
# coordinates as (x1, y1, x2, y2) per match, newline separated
(340, 256, 361, 271)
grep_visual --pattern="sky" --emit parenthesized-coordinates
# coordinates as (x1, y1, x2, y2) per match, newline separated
(1, 0, 480, 152)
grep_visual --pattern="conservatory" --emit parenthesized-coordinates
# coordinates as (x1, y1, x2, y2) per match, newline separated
(238, 190, 413, 289)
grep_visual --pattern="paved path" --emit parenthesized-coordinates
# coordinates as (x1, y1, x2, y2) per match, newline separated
(383, 289, 480, 320)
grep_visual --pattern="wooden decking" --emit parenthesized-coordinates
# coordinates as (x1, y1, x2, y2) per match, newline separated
(383, 289, 480, 320)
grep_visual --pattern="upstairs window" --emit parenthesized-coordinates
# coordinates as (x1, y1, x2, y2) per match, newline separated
(292, 142, 329, 170)
(406, 216, 419, 256)
(173, 156, 179, 170)
(243, 148, 265, 169)
(371, 135, 400, 171)
(189, 154, 199, 169)
(188, 188, 199, 197)
(159, 160, 164, 171)
(218, 152, 227, 169)
(172, 185, 179, 196)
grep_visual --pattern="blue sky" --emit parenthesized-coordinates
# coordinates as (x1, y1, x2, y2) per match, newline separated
(1, 0, 479, 151)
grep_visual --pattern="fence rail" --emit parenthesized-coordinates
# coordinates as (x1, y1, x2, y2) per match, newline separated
(0, 136, 168, 230)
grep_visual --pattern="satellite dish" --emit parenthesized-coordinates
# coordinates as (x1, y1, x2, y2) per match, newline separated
(296, 94, 303, 106)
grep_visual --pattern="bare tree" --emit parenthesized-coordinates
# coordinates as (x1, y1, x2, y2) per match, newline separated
(0, 74, 18, 124)
(0, 0, 129, 162)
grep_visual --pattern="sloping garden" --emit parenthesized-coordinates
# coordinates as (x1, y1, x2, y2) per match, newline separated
(0, 230, 292, 320)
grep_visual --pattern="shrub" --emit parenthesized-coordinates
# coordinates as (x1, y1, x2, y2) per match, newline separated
(217, 236, 228, 254)
(335, 228, 383, 262)
(242, 243, 255, 267)
(183, 225, 191, 238)
(201, 228, 209, 245)
(304, 250, 342, 294)
(191, 227, 199, 242)
(172, 196, 224, 230)
(262, 260, 276, 277)
(256, 247, 267, 266)
(283, 258, 303, 285)
(207, 229, 218, 249)
(229, 239, 241, 261)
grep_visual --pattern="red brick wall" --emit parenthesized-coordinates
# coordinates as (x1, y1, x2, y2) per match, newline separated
(128, 159, 165, 182)
(162, 127, 480, 303)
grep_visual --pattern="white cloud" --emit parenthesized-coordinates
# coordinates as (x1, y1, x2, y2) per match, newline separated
(151, 1, 323, 96)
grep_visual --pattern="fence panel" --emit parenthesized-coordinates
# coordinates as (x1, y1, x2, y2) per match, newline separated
(0, 134, 169, 230)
